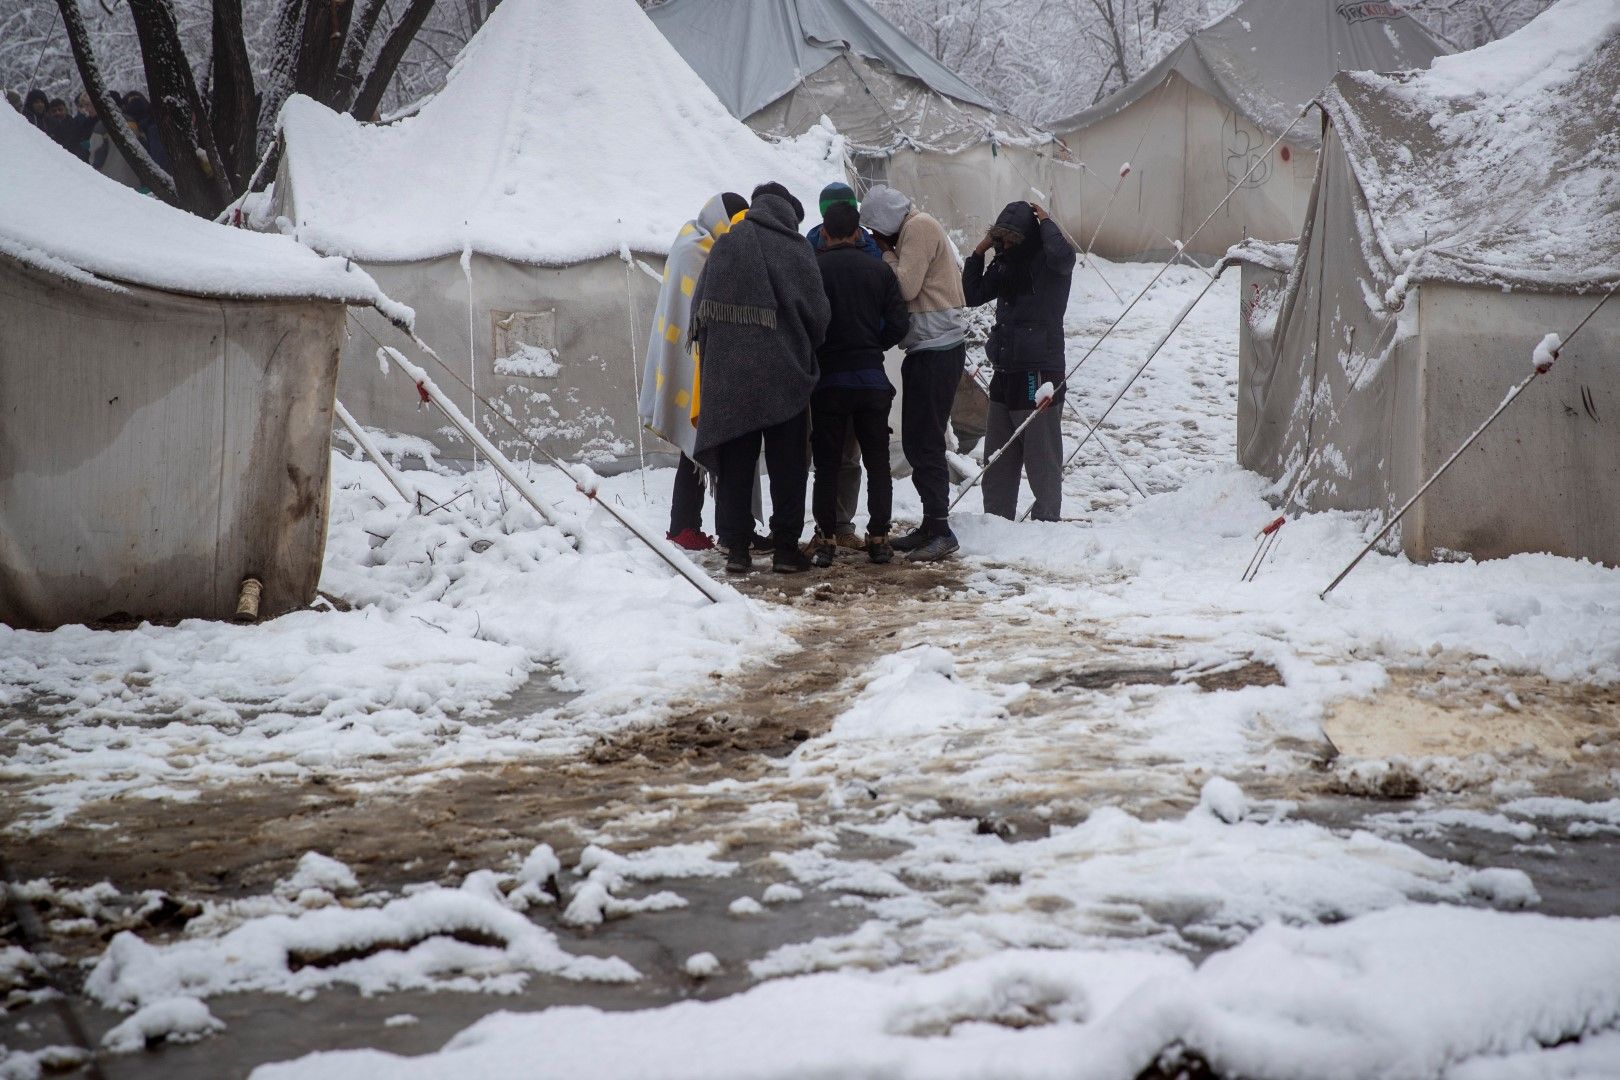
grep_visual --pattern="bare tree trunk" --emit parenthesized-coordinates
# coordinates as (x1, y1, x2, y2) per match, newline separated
(127, 0, 235, 215)
(211, 0, 260, 190)
(54, 0, 178, 205)
(353, 0, 438, 121)
(330, 0, 388, 112)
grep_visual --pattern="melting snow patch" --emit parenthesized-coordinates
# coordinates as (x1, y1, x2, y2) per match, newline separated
(101, 996, 223, 1053)
(684, 953, 720, 979)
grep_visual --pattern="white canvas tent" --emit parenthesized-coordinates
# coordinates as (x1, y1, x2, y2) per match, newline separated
(267, 0, 842, 470)
(0, 109, 394, 629)
(647, 0, 1075, 243)
(1232, 0, 1620, 565)
(1052, 0, 1447, 260)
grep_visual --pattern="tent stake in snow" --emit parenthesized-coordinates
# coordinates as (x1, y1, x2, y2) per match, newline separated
(1320, 280, 1617, 598)
(1318, 370, 1548, 599)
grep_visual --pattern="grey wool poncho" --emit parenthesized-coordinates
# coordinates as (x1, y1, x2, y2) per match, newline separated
(689, 193, 830, 468)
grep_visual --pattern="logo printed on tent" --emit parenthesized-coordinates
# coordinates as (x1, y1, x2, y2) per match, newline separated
(1337, 2, 1407, 24)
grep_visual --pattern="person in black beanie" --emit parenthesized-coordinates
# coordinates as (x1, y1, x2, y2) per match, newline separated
(690, 183, 830, 574)
(962, 200, 1075, 521)
(807, 201, 910, 566)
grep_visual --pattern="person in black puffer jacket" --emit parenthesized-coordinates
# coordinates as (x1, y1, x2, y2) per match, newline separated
(961, 200, 1076, 522)
(807, 201, 910, 566)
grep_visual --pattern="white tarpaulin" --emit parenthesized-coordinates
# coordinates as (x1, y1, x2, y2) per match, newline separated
(268, 0, 843, 467)
(1050, 0, 1447, 258)
(1233, 0, 1620, 565)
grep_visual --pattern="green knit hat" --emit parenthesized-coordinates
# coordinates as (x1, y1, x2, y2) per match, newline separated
(818, 182, 858, 218)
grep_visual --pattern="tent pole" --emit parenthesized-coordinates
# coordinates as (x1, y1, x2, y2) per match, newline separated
(334, 398, 419, 508)
(354, 312, 736, 607)
(1320, 281, 1619, 598)
(948, 108, 1309, 512)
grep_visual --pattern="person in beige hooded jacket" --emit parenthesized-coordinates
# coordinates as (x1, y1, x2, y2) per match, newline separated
(860, 185, 968, 562)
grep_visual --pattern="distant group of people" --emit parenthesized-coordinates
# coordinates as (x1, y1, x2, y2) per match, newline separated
(8, 86, 169, 192)
(639, 179, 1075, 575)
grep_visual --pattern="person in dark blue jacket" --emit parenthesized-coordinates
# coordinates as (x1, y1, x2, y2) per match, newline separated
(961, 200, 1075, 522)
(808, 202, 910, 566)
(807, 181, 883, 549)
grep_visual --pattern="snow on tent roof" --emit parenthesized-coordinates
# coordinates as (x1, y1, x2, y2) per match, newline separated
(1322, 0, 1620, 291)
(0, 108, 388, 305)
(1052, 0, 1448, 148)
(274, 0, 844, 267)
(646, 0, 996, 121)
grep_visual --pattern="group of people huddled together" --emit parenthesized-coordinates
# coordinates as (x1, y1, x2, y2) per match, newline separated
(639, 180, 1075, 575)
(9, 87, 170, 191)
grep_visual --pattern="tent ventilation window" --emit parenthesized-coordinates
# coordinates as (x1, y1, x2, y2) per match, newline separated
(491, 309, 561, 379)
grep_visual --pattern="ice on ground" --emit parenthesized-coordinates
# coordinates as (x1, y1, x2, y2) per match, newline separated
(84, 885, 637, 1010)
(101, 996, 223, 1053)
(683, 953, 720, 979)
(278, 853, 360, 899)
(253, 907, 1620, 1080)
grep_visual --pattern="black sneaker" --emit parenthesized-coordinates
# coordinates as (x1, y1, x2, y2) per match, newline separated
(773, 548, 813, 574)
(890, 527, 930, 553)
(810, 537, 836, 568)
(750, 532, 775, 553)
(725, 547, 752, 574)
(866, 534, 894, 565)
(906, 533, 960, 563)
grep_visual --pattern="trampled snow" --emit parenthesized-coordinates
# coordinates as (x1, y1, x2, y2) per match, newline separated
(255, 907, 1620, 1079)
(271, 0, 845, 266)
(0, 108, 392, 308)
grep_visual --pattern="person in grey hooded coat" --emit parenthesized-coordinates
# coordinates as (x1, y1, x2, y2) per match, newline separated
(690, 184, 831, 574)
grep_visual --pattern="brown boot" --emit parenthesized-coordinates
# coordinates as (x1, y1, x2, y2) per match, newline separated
(865, 534, 894, 565)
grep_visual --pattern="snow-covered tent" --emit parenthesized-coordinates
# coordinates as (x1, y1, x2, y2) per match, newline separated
(1051, 0, 1447, 259)
(268, 0, 841, 469)
(0, 109, 394, 629)
(1232, 0, 1620, 565)
(647, 0, 1074, 243)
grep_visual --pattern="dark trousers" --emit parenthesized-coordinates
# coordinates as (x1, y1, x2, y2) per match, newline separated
(668, 454, 705, 535)
(713, 409, 809, 553)
(811, 387, 893, 539)
(901, 343, 966, 535)
(984, 369, 1066, 521)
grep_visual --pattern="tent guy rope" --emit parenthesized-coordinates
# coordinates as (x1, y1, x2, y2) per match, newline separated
(1319, 280, 1620, 599)
(346, 311, 734, 606)
(948, 104, 1312, 514)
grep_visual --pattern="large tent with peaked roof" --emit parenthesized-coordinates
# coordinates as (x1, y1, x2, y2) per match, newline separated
(1231, 0, 1620, 565)
(647, 0, 1076, 243)
(1051, 0, 1448, 259)
(0, 108, 394, 629)
(267, 0, 841, 469)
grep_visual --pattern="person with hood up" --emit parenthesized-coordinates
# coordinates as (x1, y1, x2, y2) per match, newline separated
(807, 201, 910, 567)
(639, 191, 750, 551)
(860, 185, 969, 563)
(961, 200, 1076, 521)
(807, 181, 883, 552)
(690, 182, 830, 575)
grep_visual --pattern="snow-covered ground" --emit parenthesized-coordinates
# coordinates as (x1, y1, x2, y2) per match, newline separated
(4, 258, 1619, 1079)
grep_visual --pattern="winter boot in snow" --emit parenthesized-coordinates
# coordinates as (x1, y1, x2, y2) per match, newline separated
(667, 528, 715, 552)
(890, 526, 931, 553)
(809, 536, 837, 568)
(750, 532, 775, 553)
(907, 532, 959, 563)
(773, 547, 813, 574)
(725, 546, 753, 575)
(834, 530, 864, 551)
(866, 534, 894, 565)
